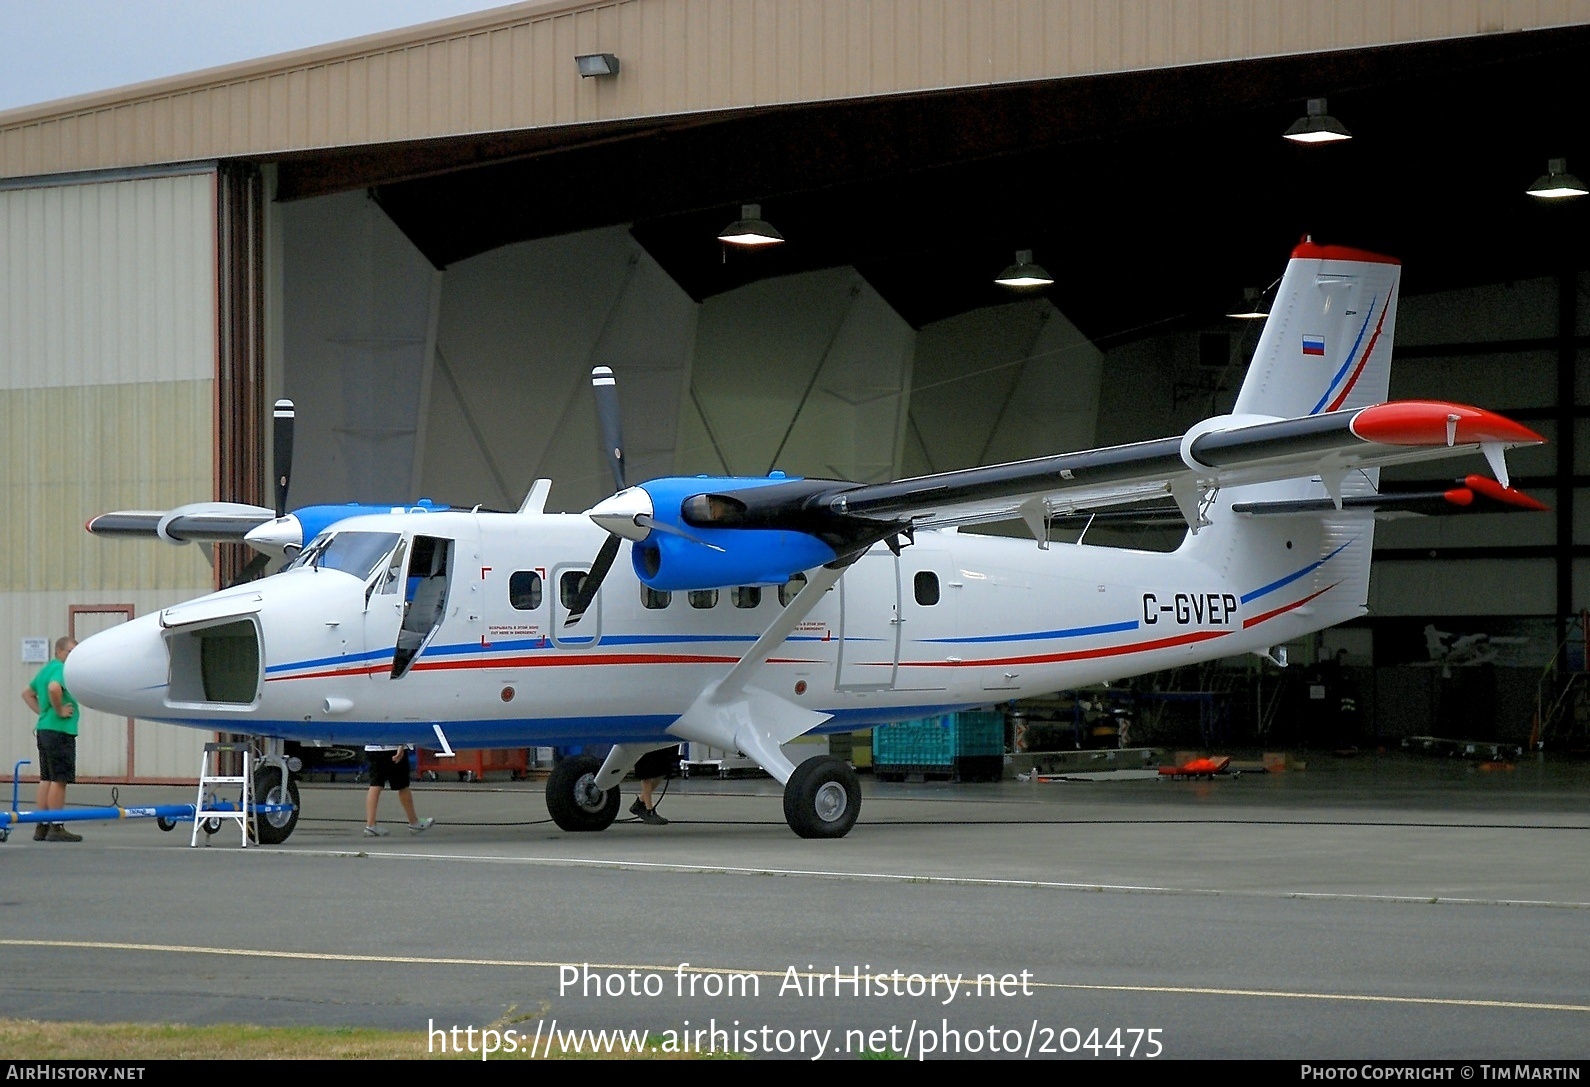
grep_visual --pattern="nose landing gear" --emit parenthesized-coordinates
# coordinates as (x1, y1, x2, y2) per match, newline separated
(546, 755, 621, 831)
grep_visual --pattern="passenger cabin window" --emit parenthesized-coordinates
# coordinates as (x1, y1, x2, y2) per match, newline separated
(560, 570, 589, 609)
(779, 573, 807, 607)
(914, 571, 940, 606)
(732, 586, 761, 609)
(641, 587, 672, 610)
(688, 589, 718, 609)
(510, 571, 543, 610)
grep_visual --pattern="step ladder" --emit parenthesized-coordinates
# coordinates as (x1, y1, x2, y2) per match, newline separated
(192, 741, 253, 847)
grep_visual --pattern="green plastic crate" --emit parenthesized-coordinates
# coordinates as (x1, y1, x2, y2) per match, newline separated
(873, 710, 1005, 766)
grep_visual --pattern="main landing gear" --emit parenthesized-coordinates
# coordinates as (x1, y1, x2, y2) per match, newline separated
(783, 757, 861, 839)
(543, 752, 862, 838)
(546, 755, 621, 832)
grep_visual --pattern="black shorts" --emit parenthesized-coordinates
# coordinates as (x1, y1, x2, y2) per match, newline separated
(36, 730, 76, 784)
(366, 748, 412, 790)
(633, 745, 682, 781)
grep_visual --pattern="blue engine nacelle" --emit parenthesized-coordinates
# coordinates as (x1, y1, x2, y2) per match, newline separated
(630, 476, 837, 591)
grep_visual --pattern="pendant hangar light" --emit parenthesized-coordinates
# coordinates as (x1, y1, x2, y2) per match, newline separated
(1282, 98, 1352, 144)
(717, 204, 785, 248)
(994, 249, 1054, 289)
(1226, 285, 1273, 320)
(1525, 158, 1589, 200)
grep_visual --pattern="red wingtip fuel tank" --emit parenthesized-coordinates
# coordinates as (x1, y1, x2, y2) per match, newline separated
(1349, 401, 1546, 448)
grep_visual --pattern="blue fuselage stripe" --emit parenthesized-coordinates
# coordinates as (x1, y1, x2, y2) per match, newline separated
(1310, 295, 1378, 415)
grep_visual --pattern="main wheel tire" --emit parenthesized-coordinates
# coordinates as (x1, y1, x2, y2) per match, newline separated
(546, 755, 620, 832)
(783, 756, 861, 839)
(250, 765, 301, 845)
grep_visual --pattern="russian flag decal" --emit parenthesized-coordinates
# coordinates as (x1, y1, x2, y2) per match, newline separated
(1302, 334, 1326, 356)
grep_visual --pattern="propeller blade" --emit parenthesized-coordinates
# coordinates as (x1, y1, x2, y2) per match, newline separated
(229, 549, 273, 587)
(564, 534, 622, 628)
(273, 399, 295, 518)
(591, 367, 626, 492)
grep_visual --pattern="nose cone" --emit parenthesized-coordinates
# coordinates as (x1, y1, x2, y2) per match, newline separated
(243, 514, 304, 558)
(65, 615, 169, 717)
(586, 486, 654, 541)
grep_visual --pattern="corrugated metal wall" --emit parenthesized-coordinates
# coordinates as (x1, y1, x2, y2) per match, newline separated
(1, 171, 216, 782)
(4, 0, 1589, 179)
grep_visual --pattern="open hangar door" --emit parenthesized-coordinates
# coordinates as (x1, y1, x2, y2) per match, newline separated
(272, 195, 1100, 519)
(264, 26, 1590, 752)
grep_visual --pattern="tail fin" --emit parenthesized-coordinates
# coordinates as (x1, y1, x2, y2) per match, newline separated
(1233, 240, 1401, 419)
(1185, 241, 1402, 638)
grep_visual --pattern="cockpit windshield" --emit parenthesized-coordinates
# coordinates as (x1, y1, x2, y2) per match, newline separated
(288, 531, 402, 580)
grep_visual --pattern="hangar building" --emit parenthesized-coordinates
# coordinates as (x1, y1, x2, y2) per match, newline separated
(3, 0, 1588, 782)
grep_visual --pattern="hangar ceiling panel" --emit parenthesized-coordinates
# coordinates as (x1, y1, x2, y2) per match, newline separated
(345, 27, 1590, 346)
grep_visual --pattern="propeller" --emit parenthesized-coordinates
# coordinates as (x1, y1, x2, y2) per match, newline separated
(592, 366, 625, 493)
(565, 367, 728, 627)
(231, 399, 296, 585)
(273, 399, 295, 518)
(564, 369, 628, 628)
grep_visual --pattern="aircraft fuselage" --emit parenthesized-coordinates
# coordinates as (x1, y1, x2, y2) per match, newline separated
(66, 508, 1343, 750)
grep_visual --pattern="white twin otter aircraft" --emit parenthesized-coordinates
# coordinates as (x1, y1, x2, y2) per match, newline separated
(68, 240, 1546, 842)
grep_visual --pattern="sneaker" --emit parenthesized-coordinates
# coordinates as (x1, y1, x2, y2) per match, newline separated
(629, 798, 647, 817)
(45, 825, 83, 842)
(637, 807, 669, 826)
(362, 825, 390, 837)
(33, 823, 49, 841)
(408, 817, 435, 834)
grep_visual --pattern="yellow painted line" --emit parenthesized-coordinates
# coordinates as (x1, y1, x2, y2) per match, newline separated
(2, 938, 1586, 1014)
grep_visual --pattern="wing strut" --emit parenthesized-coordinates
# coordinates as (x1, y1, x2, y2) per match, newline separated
(631, 562, 849, 788)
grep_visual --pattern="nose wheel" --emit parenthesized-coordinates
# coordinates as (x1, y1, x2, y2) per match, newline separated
(782, 757, 861, 839)
(250, 765, 301, 845)
(546, 755, 620, 832)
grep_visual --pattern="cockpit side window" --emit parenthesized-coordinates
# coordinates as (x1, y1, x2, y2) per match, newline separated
(372, 539, 408, 596)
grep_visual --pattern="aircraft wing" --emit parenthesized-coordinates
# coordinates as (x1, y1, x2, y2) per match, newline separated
(656, 400, 1544, 544)
(822, 401, 1542, 531)
(85, 502, 277, 544)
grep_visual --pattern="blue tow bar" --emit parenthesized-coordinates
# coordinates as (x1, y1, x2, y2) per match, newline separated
(0, 801, 295, 830)
(3, 759, 294, 841)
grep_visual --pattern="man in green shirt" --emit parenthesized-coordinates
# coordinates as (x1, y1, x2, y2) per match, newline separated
(21, 636, 80, 842)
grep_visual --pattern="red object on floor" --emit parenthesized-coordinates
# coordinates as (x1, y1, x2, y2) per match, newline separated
(1157, 755, 1232, 778)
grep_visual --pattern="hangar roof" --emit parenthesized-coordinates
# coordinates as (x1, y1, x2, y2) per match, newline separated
(3, 0, 1588, 179)
(3, 2, 1588, 342)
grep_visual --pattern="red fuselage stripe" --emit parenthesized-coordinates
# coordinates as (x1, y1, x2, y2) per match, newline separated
(1326, 300, 1390, 413)
(1242, 583, 1336, 628)
(901, 628, 1230, 667)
